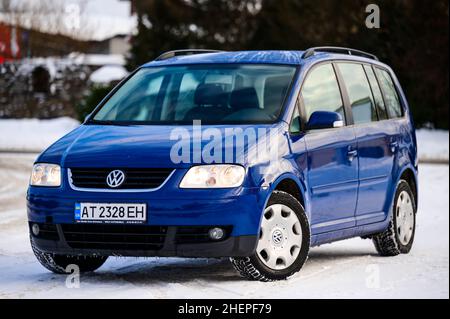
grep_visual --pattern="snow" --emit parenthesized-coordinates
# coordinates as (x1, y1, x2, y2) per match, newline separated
(71, 53, 126, 67)
(16, 56, 78, 79)
(0, 153, 448, 298)
(416, 129, 449, 162)
(89, 65, 128, 84)
(0, 117, 80, 153)
(17, 54, 126, 72)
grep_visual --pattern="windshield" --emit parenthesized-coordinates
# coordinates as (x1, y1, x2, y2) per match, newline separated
(91, 64, 297, 124)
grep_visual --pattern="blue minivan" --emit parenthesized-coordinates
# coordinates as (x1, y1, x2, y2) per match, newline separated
(28, 47, 418, 281)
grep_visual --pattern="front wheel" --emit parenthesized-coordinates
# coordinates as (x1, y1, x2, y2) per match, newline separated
(231, 191, 310, 281)
(31, 237, 108, 274)
(372, 180, 417, 256)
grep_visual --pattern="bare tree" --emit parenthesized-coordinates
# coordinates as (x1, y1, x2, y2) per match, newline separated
(0, 0, 93, 40)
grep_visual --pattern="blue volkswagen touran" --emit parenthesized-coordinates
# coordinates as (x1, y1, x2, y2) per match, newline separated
(28, 47, 418, 281)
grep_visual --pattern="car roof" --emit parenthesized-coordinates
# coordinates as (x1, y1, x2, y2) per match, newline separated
(142, 50, 383, 68)
(143, 50, 305, 67)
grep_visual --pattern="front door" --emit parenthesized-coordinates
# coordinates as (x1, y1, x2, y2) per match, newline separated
(300, 63, 359, 234)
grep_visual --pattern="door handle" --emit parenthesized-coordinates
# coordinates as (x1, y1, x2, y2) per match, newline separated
(347, 149, 358, 162)
(390, 141, 398, 153)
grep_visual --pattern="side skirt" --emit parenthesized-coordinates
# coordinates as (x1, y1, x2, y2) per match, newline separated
(311, 219, 389, 247)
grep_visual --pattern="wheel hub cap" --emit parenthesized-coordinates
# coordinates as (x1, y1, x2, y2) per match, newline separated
(396, 191, 415, 246)
(257, 204, 302, 270)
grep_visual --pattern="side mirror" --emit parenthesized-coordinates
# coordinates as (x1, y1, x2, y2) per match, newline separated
(306, 111, 344, 130)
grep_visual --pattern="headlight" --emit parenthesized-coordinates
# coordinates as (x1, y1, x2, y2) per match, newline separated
(30, 164, 61, 187)
(180, 165, 245, 188)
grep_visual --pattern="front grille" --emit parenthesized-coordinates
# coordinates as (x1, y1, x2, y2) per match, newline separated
(175, 226, 232, 244)
(69, 168, 173, 189)
(61, 224, 167, 250)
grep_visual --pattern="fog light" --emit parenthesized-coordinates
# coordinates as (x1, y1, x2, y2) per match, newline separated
(208, 227, 224, 240)
(31, 223, 40, 236)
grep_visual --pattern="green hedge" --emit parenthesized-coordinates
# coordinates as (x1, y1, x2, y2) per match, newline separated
(75, 85, 114, 122)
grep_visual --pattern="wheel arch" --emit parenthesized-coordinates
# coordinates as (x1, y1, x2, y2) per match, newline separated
(398, 167, 418, 209)
(265, 173, 310, 219)
(386, 165, 418, 221)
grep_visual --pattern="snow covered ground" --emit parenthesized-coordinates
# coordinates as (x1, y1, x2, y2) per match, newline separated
(0, 118, 448, 163)
(0, 153, 448, 299)
(0, 117, 80, 153)
(416, 129, 449, 163)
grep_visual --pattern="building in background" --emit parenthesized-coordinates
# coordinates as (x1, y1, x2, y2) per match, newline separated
(0, 0, 135, 120)
(88, 34, 131, 56)
(0, 24, 130, 119)
(1, 22, 92, 61)
(1, 23, 131, 61)
(0, 22, 21, 63)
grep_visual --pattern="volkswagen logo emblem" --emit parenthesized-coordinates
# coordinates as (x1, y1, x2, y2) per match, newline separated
(106, 170, 125, 188)
(272, 229, 284, 246)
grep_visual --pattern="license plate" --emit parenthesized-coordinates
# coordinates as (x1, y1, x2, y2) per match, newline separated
(75, 203, 147, 224)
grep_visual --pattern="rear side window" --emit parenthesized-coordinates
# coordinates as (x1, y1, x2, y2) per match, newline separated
(337, 63, 377, 124)
(301, 64, 345, 123)
(364, 65, 388, 120)
(374, 68, 403, 118)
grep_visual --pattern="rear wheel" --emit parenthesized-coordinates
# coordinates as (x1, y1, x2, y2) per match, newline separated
(30, 237, 108, 274)
(231, 191, 310, 281)
(372, 180, 417, 256)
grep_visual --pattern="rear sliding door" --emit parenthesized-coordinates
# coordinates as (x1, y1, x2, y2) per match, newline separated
(336, 63, 397, 225)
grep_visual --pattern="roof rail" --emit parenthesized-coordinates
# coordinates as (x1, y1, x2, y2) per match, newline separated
(302, 46, 379, 61)
(155, 49, 223, 61)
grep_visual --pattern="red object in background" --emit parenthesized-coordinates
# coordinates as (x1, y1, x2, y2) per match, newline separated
(0, 23, 21, 63)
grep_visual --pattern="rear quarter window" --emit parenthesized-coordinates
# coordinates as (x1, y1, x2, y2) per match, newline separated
(374, 68, 403, 118)
(364, 65, 388, 120)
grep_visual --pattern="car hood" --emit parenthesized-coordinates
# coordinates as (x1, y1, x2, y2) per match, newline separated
(37, 123, 287, 168)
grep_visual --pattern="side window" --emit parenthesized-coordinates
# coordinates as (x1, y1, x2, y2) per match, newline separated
(337, 63, 377, 124)
(374, 68, 403, 118)
(289, 104, 301, 133)
(301, 64, 345, 123)
(364, 65, 388, 120)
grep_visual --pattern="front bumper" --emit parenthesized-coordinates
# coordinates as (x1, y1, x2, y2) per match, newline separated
(27, 190, 263, 236)
(27, 184, 265, 257)
(30, 223, 257, 257)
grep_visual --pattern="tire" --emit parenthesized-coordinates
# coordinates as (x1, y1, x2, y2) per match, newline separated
(372, 180, 417, 256)
(30, 237, 108, 274)
(231, 191, 310, 281)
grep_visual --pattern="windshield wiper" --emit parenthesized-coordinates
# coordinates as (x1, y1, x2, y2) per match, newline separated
(86, 119, 131, 126)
